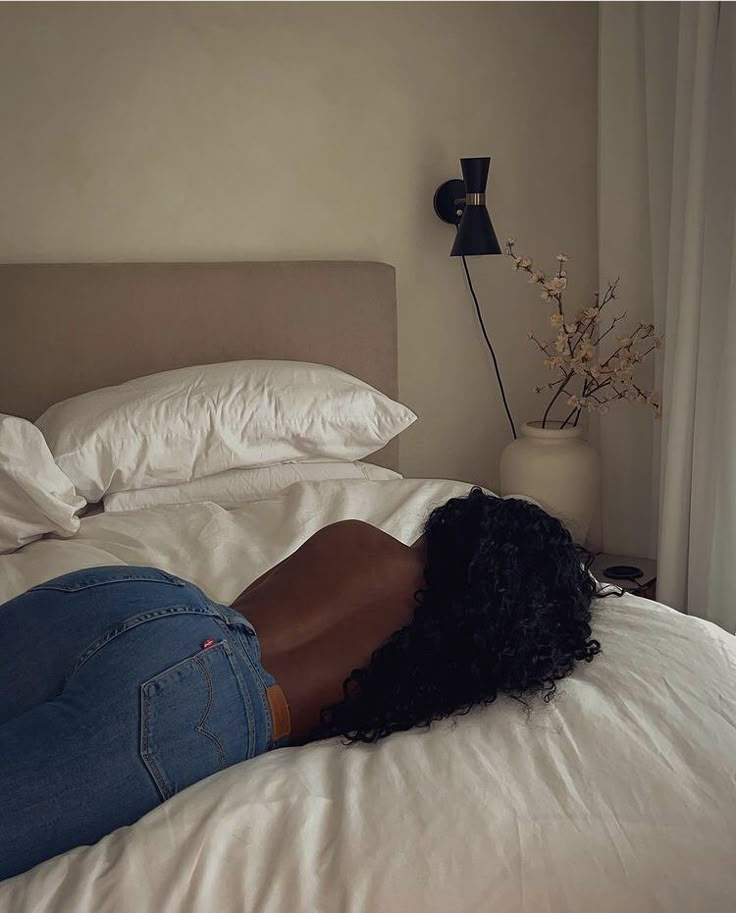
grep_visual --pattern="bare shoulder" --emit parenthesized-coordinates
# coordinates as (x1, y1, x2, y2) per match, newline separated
(299, 520, 421, 590)
(311, 519, 409, 553)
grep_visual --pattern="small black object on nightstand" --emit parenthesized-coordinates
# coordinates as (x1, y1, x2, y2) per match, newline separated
(603, 564, 643, 580)
(591, 554, 657, 599)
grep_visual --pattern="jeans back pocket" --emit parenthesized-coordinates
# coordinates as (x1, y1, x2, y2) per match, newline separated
(140, 640, 253, 801)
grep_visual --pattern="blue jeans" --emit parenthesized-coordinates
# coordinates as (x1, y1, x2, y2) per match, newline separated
(0, 566, 284, 882)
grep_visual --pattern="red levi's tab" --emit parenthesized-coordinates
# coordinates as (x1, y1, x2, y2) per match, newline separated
(202, 639, 217, 650)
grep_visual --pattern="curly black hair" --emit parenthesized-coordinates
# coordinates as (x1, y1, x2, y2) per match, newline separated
(317, 488, 602, 744)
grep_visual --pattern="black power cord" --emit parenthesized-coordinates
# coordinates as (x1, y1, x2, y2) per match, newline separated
(460, 254, 518, 440)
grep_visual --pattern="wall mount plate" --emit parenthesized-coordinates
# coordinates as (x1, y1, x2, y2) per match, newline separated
(433, 179, 466, 225)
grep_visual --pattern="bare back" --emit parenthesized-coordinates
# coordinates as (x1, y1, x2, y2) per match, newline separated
(231, 521, 424, 743)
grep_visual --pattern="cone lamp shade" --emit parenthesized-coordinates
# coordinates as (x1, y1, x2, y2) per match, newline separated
(451, 157, 500, 256)
(433, 156, 501, 257)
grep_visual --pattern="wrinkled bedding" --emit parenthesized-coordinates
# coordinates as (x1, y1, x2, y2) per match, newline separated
(1, 479, 735, 912)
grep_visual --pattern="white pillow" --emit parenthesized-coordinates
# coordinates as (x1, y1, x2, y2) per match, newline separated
(0, 415, 86, 553)
(36, 361, 417, 502)
(103, 461, 403, 512)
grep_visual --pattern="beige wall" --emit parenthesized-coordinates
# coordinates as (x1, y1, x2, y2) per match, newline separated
(596, 4, 662, 559)
(0, 1, 598, 491)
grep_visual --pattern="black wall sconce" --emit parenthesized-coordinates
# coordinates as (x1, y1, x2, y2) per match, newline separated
(434, 156, 516, 438)
(433, 156, 501, 256)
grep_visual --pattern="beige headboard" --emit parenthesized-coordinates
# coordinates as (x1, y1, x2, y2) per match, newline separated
(0, 260, 399, 469)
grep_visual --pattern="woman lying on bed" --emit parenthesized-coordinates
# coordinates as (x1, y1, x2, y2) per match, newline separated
(0, 489, 600, 881)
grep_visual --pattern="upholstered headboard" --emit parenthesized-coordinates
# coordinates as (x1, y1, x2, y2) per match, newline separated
(0, 260, 399, 468)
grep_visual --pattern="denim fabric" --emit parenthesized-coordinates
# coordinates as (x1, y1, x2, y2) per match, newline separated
(0, 566, 280, 882)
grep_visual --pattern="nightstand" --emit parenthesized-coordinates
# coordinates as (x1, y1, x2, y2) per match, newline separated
(590, 553, 657, 600)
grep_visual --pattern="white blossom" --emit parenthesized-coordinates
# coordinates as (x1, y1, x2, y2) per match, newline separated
(579, 337, 595, 357)
(505, 238, 661, 420)
(544, 276, 567, 293)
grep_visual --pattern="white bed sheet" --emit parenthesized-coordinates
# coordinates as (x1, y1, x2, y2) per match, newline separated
(1, 478, 735, 912)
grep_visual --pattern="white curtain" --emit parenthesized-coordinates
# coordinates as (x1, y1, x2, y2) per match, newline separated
(599, 2, 736, 631)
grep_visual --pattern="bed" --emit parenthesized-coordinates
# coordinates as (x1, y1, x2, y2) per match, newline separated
(0, 261, 734, 912)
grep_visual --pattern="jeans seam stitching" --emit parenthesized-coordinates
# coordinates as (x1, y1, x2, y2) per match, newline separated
(140, 684, 173, 800)
(31, 572, 186, 593)
(66, 607, 217, 687)
(237, 641, 272, 752)
(214, 625, 259, 755)
(192, 655, 227, 768)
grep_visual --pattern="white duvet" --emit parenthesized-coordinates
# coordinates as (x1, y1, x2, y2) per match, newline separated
(1, 479, 735, 912)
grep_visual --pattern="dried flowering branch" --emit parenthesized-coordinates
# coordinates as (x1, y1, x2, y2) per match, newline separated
(505, 239, 663, 428)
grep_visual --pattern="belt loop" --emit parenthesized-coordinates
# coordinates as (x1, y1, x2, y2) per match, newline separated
(212, 601, 256, 635)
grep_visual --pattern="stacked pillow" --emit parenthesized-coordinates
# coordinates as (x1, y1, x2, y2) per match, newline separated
(33, 360, 415, 514)
(0, 415, 85, 553)
(103, 461, 402, 513)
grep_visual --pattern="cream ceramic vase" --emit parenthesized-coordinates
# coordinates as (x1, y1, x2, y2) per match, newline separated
(499, 421, 600, 544)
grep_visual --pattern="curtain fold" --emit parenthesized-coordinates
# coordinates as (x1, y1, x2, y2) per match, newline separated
(600, 2, 736, 630)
